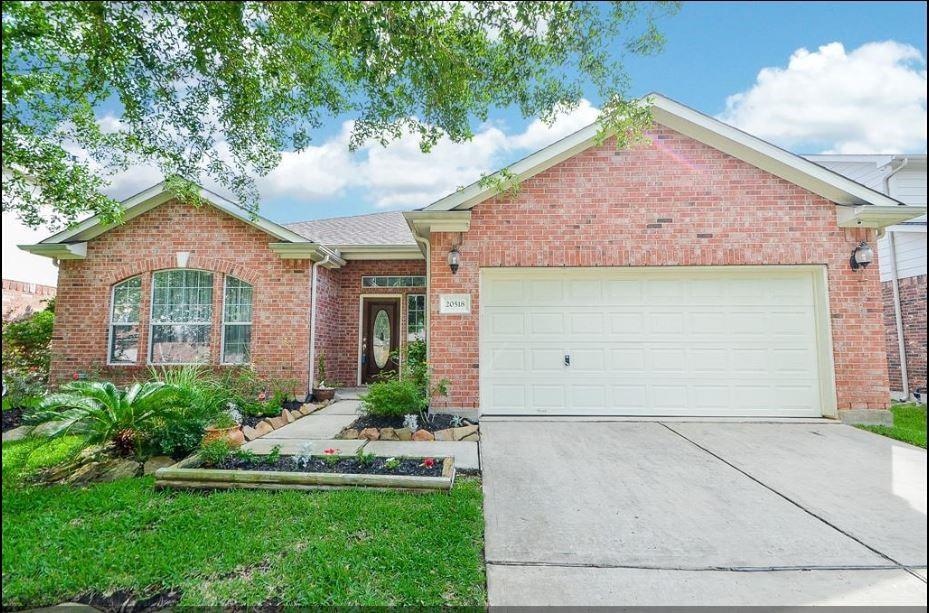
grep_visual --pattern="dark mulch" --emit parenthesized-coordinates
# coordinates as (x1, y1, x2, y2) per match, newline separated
(2, 407, 27, 432)
(240, 414, 272, 429)
(75, 589, 182, 612)
(347, 412, 474, 433)
(212, 455, 444, 477)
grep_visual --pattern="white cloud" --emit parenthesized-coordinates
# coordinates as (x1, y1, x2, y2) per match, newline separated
(718, 41, 927, 154)
(260, 100, 601, 209)
(508, 99, 601, 150)
(1, 212, 58, 286)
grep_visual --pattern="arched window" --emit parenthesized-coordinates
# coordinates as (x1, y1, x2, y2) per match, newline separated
(222, 276, 253, 364)
(149, 270, 214, 364)
(108, 276, 142, 364)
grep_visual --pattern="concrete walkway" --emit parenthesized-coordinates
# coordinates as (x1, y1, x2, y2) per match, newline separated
(481, 420, 927, 606)
(242, 399, 479, 470)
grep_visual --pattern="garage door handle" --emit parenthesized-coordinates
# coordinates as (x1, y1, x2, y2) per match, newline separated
(564, 354, 571, 366)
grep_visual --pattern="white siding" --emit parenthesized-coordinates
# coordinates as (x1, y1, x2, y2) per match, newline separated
(878, 230, 928, 281)
(888, 167, 928, 205)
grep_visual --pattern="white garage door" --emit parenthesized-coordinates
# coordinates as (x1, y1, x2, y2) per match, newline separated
(480, 267, 833, 417)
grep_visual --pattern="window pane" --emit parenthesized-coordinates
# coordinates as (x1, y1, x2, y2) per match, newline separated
(223, 277, 253, 363)
(110, 325, 139, 363)
(109, 277, 141, 363)
(362, 275, 426, 288)
(407, 294, 425, 341)
(223, 324, 252, 364)
(152, 270, 213, 323)
(150, 324, 211, 364)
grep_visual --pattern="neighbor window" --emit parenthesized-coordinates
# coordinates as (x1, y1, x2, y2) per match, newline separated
(362, 275, 426, 288)
(222, 276, 253, 364)
(108, 276, 142, 364)
(149, 269, 214, 364)
(407, 294, 425, 341)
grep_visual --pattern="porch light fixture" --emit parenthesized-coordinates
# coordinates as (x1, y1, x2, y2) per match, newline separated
(448, 247, 461, 274)
(850, 241, 873, 270)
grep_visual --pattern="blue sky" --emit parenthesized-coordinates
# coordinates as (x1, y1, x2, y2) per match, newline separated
(252, 0, 927, 223)
(4, 1, 927, 284)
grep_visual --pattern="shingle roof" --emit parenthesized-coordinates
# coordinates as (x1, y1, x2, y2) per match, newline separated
(284, 211, 416, 246)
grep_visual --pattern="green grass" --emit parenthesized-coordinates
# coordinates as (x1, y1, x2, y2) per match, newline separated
(2, 438, 486, 607)
(858, 403, 927, 448)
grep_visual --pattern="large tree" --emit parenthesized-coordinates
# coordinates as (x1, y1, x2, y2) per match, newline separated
(2, 1, 678, 228)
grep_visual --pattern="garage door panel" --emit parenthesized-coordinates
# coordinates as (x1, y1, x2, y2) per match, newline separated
(480, 268, 828, 417)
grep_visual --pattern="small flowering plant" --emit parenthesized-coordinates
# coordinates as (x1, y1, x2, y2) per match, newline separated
(420, 456, 436, 469)
(322, 447, 341, 466)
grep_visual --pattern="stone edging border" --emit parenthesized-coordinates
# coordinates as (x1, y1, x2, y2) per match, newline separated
(240, 400, 332, 442)
(339, 423, 479, 443)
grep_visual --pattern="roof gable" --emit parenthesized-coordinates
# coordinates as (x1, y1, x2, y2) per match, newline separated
(423, 93, 902, 212)
(38, 182, 309, 245)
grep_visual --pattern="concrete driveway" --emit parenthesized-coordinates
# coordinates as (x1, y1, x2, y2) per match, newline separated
(481, 419, 927, 606)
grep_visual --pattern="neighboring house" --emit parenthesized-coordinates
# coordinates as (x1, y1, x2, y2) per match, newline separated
(2, 279, 56, 321)
(805, 155, 927, 399)
(20, 94, 926, 423)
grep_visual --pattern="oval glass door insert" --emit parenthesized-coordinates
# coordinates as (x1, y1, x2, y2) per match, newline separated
(373, 309, 391, 368)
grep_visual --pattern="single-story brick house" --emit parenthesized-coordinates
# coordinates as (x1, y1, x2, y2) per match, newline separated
(21, 94, 926, 422)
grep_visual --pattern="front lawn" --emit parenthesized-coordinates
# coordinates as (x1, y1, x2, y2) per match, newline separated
(857, 403, 927, 449)
(2, 438, 486, 607)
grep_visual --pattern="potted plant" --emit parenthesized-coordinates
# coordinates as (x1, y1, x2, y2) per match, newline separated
(203, 408, 245, 447)
(312, 353, 337, 402)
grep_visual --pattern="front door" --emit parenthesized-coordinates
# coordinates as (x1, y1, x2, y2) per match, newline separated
(362, 298, 400, 383)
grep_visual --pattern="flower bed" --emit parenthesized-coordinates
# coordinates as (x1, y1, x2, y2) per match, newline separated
(155, 453, 456, 492)
(215, 454, 443, 477)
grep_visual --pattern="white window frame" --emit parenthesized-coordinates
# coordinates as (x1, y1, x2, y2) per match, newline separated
(362, 275, 426, 288)
(220, 275, 253, 365)
(148, 269, 215, 365)
(107, 276, 142, 365)
(407, 293, 426, 341)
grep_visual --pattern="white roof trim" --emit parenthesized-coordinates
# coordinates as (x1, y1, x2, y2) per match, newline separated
(17, 242, 88, 260)
(325, 244, 424, 261)
(836, 205, 927, 229)
(38, 181, 310, 245)
(423, 93, 902, 212)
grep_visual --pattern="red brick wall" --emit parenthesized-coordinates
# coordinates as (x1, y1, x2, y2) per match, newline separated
(2, 279, 56, 321)
(882, 275, 928, 393)
(320, 260, 427, 386)
(428, 127, 890, 412)
(51, 200, 312, 391)
(312, 264, 341, 387)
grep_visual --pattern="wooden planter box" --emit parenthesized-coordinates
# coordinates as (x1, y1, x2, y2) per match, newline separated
(154, 454, 456, 493)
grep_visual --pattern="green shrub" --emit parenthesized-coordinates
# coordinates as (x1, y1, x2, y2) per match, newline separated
(28, 381, 176, 469)
(2, 302, 55, 408)
(361, 379, 424, 418)
(240, 397, 283, 418)
(148, 366, 227, 458)
(2, 302, 54, 375)
(198, 438, 233, 467)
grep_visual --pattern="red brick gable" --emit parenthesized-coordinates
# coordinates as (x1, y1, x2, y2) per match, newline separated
(427, 125, 890, 412)
(51, 200, 312, 389)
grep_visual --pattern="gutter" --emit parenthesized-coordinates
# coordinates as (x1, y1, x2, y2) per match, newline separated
(887, 230, 910, 400)
(883, 157, 909, 194)
(308, 253, 332, 398)
(881, 157, 912, 400)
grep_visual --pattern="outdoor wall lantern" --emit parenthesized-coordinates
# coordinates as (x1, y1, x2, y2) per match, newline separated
(448, 246, 461, 274)
(850, 241, 873, 270)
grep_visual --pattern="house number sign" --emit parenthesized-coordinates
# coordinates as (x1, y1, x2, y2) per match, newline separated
(439, 293, 471, 314)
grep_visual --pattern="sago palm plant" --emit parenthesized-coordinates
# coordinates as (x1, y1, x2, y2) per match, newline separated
(29, 380, 176, 468)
